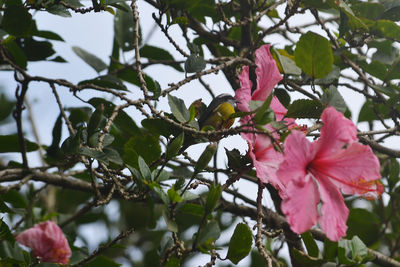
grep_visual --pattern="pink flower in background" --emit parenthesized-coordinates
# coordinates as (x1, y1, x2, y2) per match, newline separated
(242, 132, 284, 189)
(277, 107, 383, 241)
(235, 44, 282, 113)
(235, 44, 291, 189)
(16, 221, 71, 264)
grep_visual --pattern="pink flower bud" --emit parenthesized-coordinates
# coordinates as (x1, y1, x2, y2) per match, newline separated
(16, 221, 71, 264)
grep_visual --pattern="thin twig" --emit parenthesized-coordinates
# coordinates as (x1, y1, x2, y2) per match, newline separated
(70, 227, 135, 267)
(50, 83, 75, 135)
(255, 182, 273, 267)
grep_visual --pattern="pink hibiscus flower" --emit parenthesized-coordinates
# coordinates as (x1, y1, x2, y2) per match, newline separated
(235, 44, 293, 189)
(16, 221, 71, 264)
(277, 107, 383, 241)
(235, 44, 283, 113)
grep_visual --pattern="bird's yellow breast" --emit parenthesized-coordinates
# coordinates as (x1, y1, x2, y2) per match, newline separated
(201, 102, 235, 130)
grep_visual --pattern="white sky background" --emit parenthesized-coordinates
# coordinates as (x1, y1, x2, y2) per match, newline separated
(0, 1, 397, 266)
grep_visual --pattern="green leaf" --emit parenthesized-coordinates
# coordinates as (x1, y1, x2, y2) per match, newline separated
(122, 134, 161, 168)
(178, 203, 204, 217)
(372, 20, 400, 42)
(0, 218, 15, 246)
(104, 147, 123, 165)
(0, 94, 15, 121)
(117, 68, 157, 92)
(156, 169, 171, 182)
(387, 158, 400, 189)
(321, 86, 347, 113)
(140, 45, 183, 72)
(336, 0, 368, 30)
(226, 223, 253, 264)
(0, 258, 24, 266)
(370, 84, 397, 96)
(0, 135, 39, 153)
(385, 58, 400, 81)
(17, 38, 55, 61)
(167, 187, 183, 203)
(87, 104, 104, 139)
(3, 190, 27, 208)
(194, 143, 217, 173)
(73, 46, 108, 73)
(358, 60, 388, 81)
(88, 98, 141, 137)
(33, 30, 64, 41)
(83, 255, 121, 267)
(166, 132, 184, 159)
(323, 238, 338, 261)
(168, 94, 190, 123)
(286, 99, 324, 119)
(197, 220, 221, 245)
(3, 40, 27, 69)
(89, 132, 114, 148)
(352, 2, 384, 20)
(274, 88, 291, 108)
(314, 65, 340, 85)
(253, 95, 273, 125)
(184, 54, 206, 73)
(381, 5, 400, 21)
(204, 184, 222, 215)
(79, 147, 109, 164)
(294, 31, 334, 79)
(138, 156, 152, 181)
(141, 118, 180, 137)
(301, 0, 332, 9)
(357, 100, 390, 122)
(162, 210, 178, 232)
(158, 236, 174, 258)
(225, 148, 252, 171)
(114, 3, 135, 51)
(338, 236, 371, 264)
(165, 0, 216, 24)
(153, 186, 169, 205)
(0, 200, 12, 213)
(61, 132, 81, 155)
(46, 114, 63, 158)
(1, 4, 33, 37)
(65, 0, 84, 7)
(171, 16, 189, 25)
(154, 81, 161, 98)
(346, 209, 380, 246)
(292, 248, 324, 266)
(301, 232, 319, 258)
(165, 256, 180, 267)
(50, 55, 67, 63)
(46, 4, 71, 17)
(273, 50, 301, 75)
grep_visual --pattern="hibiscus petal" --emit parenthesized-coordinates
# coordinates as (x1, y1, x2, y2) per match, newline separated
(16, 227, 52, 255)
(252, 44, 282, 101)
(270, 96, 287, 122)
(270, 96, 296, 126)
(16, 221, 71, 264)
(311, 142, 381, 196)
(318, 176, 349, 241)
(315, 107, 357, 157)
(277, 131, 315, 184)
(235, 65, 252, 112)
(281, 174, 320, 234)
(247, 134, 284, 189)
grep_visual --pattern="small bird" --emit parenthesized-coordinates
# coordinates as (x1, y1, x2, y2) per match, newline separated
(198, 94, 238, 131)
(176, 94, 238, 153)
